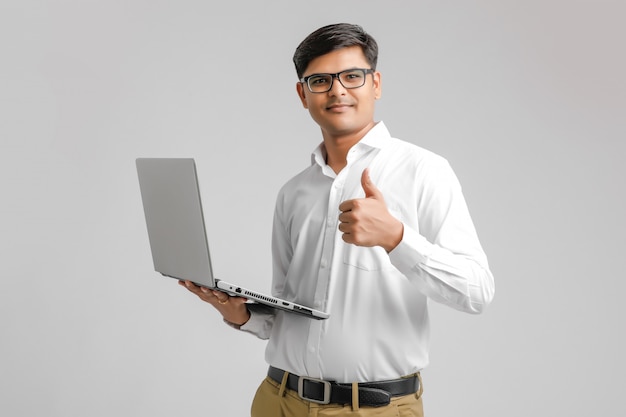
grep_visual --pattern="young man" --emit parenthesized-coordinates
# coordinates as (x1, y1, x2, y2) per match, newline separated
(181, 23, 495, 416)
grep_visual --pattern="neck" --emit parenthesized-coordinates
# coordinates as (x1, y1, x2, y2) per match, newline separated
(322, 122, 376, 173)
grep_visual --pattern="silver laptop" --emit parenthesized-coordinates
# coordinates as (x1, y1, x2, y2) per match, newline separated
(136, 158, 329, 320)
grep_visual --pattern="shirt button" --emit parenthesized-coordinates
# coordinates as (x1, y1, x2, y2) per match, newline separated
(320, 259, 328, 269)
(327, 217, 334, 227)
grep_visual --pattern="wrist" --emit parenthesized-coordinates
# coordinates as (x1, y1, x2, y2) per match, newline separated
(223, 306, 251, 327)
(383, 221, 404, 253)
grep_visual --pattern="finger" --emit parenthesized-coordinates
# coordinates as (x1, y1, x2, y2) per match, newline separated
(182, 281, 213, 300)
(180, 280, 198, 291)
(361, 168, 382, 199)
(338, 199, 354, 213)
(212, 290, 231, 303)
(338, 211, 354, 222)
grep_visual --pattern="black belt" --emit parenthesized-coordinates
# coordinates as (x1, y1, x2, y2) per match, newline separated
(267, 366, 419, 407)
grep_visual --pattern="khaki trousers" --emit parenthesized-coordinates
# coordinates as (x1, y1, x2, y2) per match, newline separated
(250, 373, 424, 417)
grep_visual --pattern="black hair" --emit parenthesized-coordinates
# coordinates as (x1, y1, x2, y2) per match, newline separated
(292, 23, 379, 79)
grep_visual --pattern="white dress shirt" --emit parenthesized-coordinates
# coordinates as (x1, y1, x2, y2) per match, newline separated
(240, 121, 494, 383)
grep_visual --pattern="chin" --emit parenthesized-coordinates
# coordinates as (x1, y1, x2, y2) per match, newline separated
(326, 119, 368, 135)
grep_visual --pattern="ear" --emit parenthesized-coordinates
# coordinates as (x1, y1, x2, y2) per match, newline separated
(372, 71, 382, 100)
(296, 82, 309, 109)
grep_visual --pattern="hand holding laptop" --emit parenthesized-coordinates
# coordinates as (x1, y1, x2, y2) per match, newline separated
(136, 158, 329, 320)
(178, 280, 251, 326)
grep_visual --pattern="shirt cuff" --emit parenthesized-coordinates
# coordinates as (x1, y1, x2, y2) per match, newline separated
(228, 304, 275, 340)
(388, 225, 433, 274)
(223, 318, 243, 330)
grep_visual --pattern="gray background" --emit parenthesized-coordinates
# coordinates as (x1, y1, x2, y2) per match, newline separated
(1, 1, 624, 416)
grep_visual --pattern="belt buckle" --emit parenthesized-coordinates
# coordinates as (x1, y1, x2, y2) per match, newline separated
(297, 376, 331, 404)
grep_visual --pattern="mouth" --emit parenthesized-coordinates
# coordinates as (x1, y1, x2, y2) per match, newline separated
(326, 103, 353, 112)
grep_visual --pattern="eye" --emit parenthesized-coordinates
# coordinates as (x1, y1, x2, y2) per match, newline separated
(309, 75, 330, 85)
(344, 70, 364, 80)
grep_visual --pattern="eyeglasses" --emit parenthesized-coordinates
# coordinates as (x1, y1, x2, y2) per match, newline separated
(300, 68, 374, 93)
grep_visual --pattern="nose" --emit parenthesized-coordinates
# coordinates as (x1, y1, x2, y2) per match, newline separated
(328, 74, 347, 95)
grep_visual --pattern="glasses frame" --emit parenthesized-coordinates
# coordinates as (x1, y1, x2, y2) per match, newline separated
(300, 68, 375, 93)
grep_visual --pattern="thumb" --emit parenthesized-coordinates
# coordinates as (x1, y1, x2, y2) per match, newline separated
(361, 168, 383, 199)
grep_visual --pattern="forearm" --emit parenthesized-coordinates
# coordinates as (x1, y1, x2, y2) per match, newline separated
(234, 304, 276, 339)
(222, 304, 251, 327)
(389, 226, 495, 314)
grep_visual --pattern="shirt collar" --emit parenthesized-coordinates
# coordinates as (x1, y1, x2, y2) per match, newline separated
(311, 121, 390, 167)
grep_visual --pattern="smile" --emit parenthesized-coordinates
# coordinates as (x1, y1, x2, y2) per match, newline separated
(326, 103, 353, 112)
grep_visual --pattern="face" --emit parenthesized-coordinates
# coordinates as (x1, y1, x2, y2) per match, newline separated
(296, 46, 381, 141)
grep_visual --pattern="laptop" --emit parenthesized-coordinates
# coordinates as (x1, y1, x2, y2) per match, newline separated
(136, 158, 329, 320)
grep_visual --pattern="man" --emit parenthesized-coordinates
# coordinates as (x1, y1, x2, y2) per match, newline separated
(180, 23, 495, 416)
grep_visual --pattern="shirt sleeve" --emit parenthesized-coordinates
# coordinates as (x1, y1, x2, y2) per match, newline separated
(235, 304, 275, 339)
(388, 158, 495, 314)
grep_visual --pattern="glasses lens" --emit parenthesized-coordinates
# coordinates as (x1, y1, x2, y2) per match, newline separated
(307, 74, 333, 93)
(338, 69, 366, 89)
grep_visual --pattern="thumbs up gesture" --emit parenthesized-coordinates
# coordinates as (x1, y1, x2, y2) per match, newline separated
(338, 168, 404, 252)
